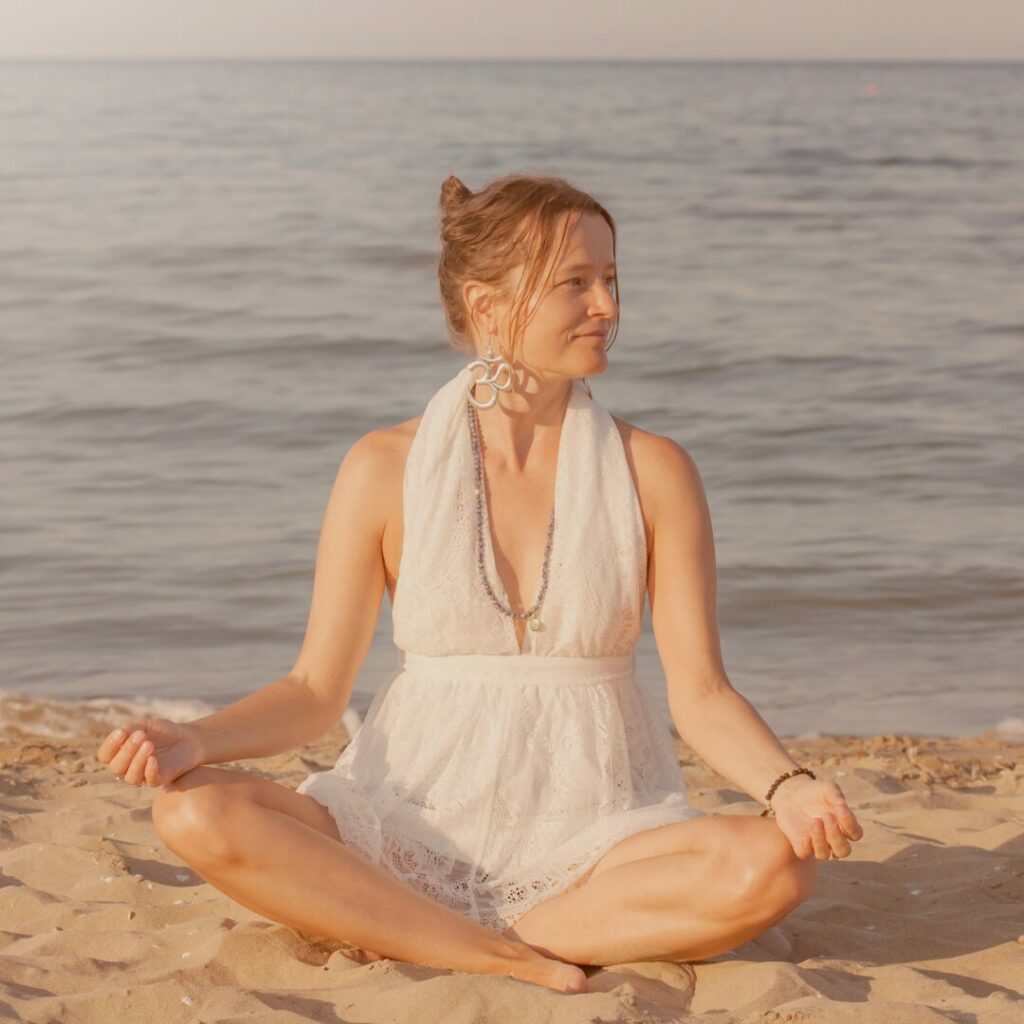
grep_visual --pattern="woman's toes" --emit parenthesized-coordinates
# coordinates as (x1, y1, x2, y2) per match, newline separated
(514, 957, 588, 994)
(556, 963, 589, 993)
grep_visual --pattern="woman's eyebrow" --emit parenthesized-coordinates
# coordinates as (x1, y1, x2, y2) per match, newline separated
(560, 262, 617, 273)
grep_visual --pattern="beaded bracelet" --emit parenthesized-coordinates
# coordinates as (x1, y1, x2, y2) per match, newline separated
(759, 767, 816, 817)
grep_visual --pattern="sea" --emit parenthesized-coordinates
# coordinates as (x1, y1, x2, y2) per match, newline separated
(2, 59, 1022, 741)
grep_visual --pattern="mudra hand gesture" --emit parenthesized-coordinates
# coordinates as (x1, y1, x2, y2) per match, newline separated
(770, 775, 864, 860)
(97, 717, 203, 788)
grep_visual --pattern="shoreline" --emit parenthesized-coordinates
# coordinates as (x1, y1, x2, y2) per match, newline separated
(4, 681, 1021, 745)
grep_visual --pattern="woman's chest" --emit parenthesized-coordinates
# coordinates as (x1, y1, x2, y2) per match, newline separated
(382, 436, 565, 613)
(381, 414, 654, 608)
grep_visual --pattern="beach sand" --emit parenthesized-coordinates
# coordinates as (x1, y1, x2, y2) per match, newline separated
(2, 690, 1022, 1023)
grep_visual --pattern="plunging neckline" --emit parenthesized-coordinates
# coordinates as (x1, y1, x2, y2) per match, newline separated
(472, 379, 577, 655)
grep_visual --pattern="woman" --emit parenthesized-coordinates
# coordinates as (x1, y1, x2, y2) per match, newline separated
(97, 173, 863, 995)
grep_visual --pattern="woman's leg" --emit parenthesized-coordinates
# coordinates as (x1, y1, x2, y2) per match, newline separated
(502, 815, 820, 966)
(150, 766, 588, 993)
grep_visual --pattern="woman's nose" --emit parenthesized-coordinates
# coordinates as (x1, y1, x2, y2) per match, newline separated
(591, 283, 617, 314)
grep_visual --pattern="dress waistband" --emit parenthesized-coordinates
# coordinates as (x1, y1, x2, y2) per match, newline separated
(400, 650, 635, 687)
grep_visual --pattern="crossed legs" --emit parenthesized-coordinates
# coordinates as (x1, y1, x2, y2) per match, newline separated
(150, 766, 819, 988)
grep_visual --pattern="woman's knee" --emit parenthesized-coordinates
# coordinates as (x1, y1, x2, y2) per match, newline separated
(151, 769, 251, 865)
(734, 821, 821, 913)
(705, 818, 819, 922)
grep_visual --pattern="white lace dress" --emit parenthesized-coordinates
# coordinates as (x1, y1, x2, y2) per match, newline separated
(296, 363, 706, 933)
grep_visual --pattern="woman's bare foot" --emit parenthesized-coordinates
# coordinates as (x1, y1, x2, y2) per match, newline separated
(345, 942, 587, 992)
(497, 924, 588, 993)
(503, 948, 588, 994)
(335, 934, 586, 992)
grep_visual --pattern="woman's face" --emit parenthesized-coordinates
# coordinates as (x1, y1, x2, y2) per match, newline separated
(491, 210, 618, 383)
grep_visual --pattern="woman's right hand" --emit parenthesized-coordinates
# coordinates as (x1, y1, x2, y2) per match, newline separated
(96, 716, 204, 788)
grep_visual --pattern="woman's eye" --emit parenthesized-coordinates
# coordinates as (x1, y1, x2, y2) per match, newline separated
(564, 276, 616, 287)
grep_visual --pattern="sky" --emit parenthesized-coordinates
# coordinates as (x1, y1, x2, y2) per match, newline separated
(0, 0, 1021, 61)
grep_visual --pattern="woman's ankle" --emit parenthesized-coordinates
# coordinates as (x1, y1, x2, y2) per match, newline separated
(479, 933, 544, 974)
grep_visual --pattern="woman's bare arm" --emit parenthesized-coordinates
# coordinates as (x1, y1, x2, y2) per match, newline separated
(642, 434, 803, 803)
(643, 433, 864, 854)
(187, 431, 390, 764)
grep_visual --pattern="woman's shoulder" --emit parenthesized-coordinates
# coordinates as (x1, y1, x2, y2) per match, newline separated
(609, 413, 698, 474)
(609, 414, 707, 550)
(348, 415, 423, 479)
(373, 414, 423, 449)
(338, 417, 424, 560)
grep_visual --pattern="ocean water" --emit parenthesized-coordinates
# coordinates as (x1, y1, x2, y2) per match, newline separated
(2, 59, 1022, 740)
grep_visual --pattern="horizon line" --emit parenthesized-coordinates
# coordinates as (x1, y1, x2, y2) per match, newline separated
(1, 55, 1022, 64)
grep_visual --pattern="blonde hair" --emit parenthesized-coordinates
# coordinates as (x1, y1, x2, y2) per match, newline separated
(437, 173, 619, 399)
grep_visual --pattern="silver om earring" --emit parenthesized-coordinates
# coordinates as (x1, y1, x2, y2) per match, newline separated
(466, 337, 513, 410)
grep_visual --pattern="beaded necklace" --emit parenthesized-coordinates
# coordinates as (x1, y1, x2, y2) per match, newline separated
(465, 397, 556, 638)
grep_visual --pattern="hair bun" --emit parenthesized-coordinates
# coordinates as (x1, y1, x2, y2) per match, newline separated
(440, 175, 473, 213)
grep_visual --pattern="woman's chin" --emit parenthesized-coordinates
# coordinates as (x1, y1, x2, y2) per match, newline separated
(579, 349, 610, 376)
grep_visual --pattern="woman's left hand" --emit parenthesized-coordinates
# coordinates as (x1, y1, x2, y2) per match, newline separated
(770, 775, 864, 860)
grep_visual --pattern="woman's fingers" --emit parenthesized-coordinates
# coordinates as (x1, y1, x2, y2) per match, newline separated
(821, 812, 852, 858)
(95, 724, 171, 787)
(97, 727, 128, 764)
(109, 731, 145, 775)
(826, 785, 864, 841)
(123, 740, 154, 786)
(809, 817, 831, 860)
(790, 832, 815, 859)
(835, 803, 864, 842)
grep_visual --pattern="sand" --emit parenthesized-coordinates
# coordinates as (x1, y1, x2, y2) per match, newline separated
(1, 689, 1022, 1023)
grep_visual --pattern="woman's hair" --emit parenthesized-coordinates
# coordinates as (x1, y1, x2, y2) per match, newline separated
(437, 173, 619, 398)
